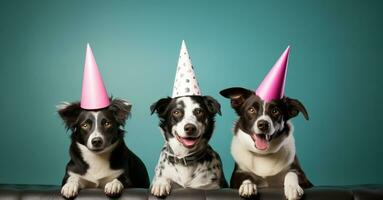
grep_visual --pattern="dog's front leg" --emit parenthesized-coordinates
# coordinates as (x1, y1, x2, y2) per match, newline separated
(231, 169, 258, 198)
(284, 171, 304, 200)
(151, 153, 172, 197)
(104, 178, 124, 197)
(61, 176, 81, 199)
(151, 177, 171, 197)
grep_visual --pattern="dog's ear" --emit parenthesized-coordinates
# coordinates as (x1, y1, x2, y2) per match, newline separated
(220, 87, 254, 113)
(283, 97, 309, 120)
(150, 97, 172, 116)
(203, 96, 222, 116)
(57, 102, 81, 130)
(109, 99, 132, 126)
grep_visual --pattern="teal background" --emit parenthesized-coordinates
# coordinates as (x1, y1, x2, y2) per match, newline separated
(0, 0, 382, 186)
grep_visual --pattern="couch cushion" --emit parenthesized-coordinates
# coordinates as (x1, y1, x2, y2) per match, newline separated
(1, 184, 382, 200)
(0, 184, 148, 200)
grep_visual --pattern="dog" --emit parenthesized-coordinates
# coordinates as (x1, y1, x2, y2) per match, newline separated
(57, 98, 149, 198)
(150, 95, 228, 197)
(220, 87, 313, 200)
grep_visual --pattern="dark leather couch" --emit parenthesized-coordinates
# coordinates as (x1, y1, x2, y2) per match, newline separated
(0, 184, 382, 200)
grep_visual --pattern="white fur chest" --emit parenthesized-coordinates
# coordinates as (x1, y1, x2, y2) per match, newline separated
(231, 132, 295, 178)
(155, 152, 221, 189)
(173, 164, 195, 186)
(70, 143, 123, 188)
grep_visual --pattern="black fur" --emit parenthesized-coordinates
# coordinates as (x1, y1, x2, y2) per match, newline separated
(58, 98, 149, 196)
(151, 95, 221, 141)
(220, 87, 312, 189)
(150, 95, 228, 192)
(220, 87, 309, 140)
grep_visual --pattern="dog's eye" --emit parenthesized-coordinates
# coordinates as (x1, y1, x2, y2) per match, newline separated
(81, 123, 89, 129)
(248, 107, 256, 114)
(104, 121, 111, 128)
(172, 110, 182, 117)
(194, 108, 204, 116)
(271, 107, 280, 116)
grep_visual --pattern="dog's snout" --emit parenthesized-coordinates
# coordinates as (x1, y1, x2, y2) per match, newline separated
(257, 120, 269, 132)
(184, 123, 197, 135)
(91, 137, 103, 148)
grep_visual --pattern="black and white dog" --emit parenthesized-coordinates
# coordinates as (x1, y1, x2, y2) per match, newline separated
(220, 87, 312, 200)
(150, 96, 228, 197)
(57, 98, 149, 198)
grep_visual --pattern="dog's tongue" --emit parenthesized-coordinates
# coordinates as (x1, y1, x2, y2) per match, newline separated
(180, 137, 197, 148)
(252, 134, 268, 150)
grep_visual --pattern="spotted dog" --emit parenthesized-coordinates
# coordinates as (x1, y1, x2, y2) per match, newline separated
(150, 96, 228, 197)
(220, 87, 312, 200)
(57, 98, 149, 199)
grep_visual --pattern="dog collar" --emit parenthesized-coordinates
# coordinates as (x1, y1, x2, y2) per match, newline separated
(164, 144, 210, 166)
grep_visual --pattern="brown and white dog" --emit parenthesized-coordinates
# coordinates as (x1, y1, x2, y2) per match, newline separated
(220, 87, 312, 200)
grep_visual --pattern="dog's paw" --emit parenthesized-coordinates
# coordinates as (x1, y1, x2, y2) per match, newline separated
(284, 172, 304, 200)
(61, 182, 79, 199)
(284, 184, 304, 200)
(104, 179, 124, 197)
(151, 180, 171, 197)
(238, 179, 257, 198)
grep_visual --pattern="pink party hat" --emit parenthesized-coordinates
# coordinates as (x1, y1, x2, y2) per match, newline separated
(172, 40, 202, 98)
(256, 46, 290, 102)
(80, 43, 110, 109)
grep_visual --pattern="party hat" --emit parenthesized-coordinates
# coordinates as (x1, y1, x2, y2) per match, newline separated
(256, 46, 290, 102)
(172, 40, 201, 97)
(80, 43, 110, 109)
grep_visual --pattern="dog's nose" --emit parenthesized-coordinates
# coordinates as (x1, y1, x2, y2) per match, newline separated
(257, 120, 269, 132)
(184, 124, 197, 135)
(91, 137, 103, 148)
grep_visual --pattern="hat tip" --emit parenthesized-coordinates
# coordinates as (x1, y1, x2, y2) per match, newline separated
(285, 45, 291, 52)
(86, 43, 92, 51)
(181, 40, 186, 47)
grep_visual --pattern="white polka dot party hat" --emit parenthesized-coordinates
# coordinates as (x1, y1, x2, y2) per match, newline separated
(171, 40, 201, 98)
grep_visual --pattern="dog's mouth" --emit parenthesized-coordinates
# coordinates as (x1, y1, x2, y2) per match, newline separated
(87, 141, 119, 154)
(251, 133, 272, 150)
(175, 132, 201, 148)
(88, 146, 105, 153)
